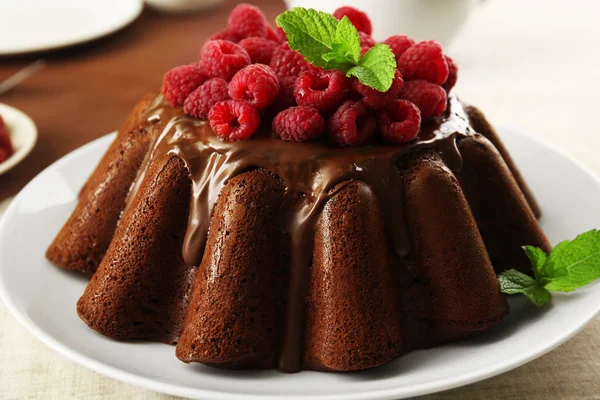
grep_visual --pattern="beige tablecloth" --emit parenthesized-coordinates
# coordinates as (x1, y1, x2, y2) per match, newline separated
(2, 0, 600, 398)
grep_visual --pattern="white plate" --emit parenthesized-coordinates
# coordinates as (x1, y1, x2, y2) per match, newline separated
(0, 0, 143, 56)
(1, 128, 600, 400)
(0, 103, 38, 176)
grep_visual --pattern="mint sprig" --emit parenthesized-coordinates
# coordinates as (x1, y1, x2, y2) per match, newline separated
(499, 229, 600, 305)
(276, 8, 396, 92)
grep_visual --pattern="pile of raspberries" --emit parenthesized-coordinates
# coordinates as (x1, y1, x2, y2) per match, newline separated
(161, 4, 457, 145)
(0, 115, 13, 163)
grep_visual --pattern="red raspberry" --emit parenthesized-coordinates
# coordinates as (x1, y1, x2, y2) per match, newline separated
(161, 64, 208, 107)
(399, 80, 447, 119)
(199, 40, 251, 81)
(378, 99, 421, 144)
(382, 35, 415, 63)
(270, 42, 315, 80)
(333, 6, 372, 35)
(208, 29, 239, 43)
(227, 3, 268, 39)
(266, 25, 286, 43)
(183, 78, 230, 119)
(270, 77, 297, 113)
(238, 37, 279, 65)
(442, 55, 458, 92)
(228, 64, 280, 111)
(397, 40, 449, 85)
(273, 106, 325, 142)
(360, 46, 370, 57)
(208, 100, 260, 140)
(352, 70, 404, 109)
(329, 100, 376, 146)
(0, 115, 13, 157)
(294, 70, 350, 112)
(358, 31, 376, 49)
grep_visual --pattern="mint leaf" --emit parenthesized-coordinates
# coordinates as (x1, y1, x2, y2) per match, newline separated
(322, 16, 360, 69)
(276, 8, 397, 92)
(347, 44, 396, 92)
(523, 245, 547, 281)
(543, 229, 600, 292)
(498, 269, 552, 306)
(276, 8, 338, 68)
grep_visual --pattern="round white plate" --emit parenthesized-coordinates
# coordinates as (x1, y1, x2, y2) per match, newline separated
(1, 128, 600, 400)
(0, 103, 38, 176)
(0, 0, 143, 56)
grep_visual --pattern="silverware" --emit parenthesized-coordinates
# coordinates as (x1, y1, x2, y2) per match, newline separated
(0, 59, 46, 96)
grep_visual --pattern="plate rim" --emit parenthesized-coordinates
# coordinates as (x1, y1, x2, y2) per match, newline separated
(0, 0, 143, 56)
(1, 129, 600, 400)
(0, 103, 38, 176)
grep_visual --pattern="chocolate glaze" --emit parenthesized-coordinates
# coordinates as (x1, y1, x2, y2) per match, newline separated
(127, 95, 473, 372)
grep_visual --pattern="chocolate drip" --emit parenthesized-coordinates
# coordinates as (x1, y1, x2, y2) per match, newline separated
(127, 96, 472, 372)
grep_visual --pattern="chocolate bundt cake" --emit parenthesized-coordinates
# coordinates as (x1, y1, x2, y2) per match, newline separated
(46, 94, 550, 372)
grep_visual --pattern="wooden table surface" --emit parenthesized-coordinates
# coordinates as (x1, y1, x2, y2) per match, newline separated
(0, 0, 285, 201)
(2, 0, 600, 399)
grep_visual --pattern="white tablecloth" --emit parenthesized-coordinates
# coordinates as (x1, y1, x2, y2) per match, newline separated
(2, 0, 600, 398)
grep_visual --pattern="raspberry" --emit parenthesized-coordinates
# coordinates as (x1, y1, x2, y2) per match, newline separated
(227, 3, 268, 39)
(352, 70, 404, 109)
(208, 29, 239, 43)
(273, 106, 325, 142)
(329, 100, 376, 146)
(270, 42, 315, 80)
(399, 80, 447, 119)
(358, 31, 376, 49)
(442, 55, 458, 92)
(382, 35, 415, 63)
(161, 64, 208, 107)
(0, 115, 13, 157)
(270, 77, 297, 113)
(228, 64, 280, 111)
(208, 100, 260, 140)
(199, 40, 251, 81)
(360, 46, 370, 57)
(397, 40, 449, 85)
(266, 25, 286, 43)
(333, 6, 372, 35)
(294, 70, 350, 112)
(238, 37, 279, 65)
(183, 78, 230, 119)
(378, 99, 421, 144)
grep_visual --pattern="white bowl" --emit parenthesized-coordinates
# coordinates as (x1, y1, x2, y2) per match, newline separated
(0, 103, 37, 176)
(145, 0, 224, 14)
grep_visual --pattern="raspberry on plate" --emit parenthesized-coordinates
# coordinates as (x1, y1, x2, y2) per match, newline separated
(333, 6, 372, 35)
(442, 55, 458, 92)
(161, 64, 208, 107)
(208, 100, 261, 141)
(294, 70, 350, 112)
(227, 3, 269, 39)
(270, 42, 315, 80)
(199, 40, 251, 81)
(0, 115, 14, 158)
(352, 70, 404, 110)
(238, 37, 279, 65)
(273, 106, 325, 142)
(328, 100, 376, 146)
(378, 99, 422, 144)
(183, 78, 230, 119)
(228, 64, 280, 111)
(399, 80, 447, 119)
(382, 35, 415, 63)
(397, 40, 449, 85)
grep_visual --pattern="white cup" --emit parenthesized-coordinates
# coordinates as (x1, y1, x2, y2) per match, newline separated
(283, 0, 479, 46)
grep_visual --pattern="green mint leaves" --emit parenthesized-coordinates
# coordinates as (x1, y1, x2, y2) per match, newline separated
(499, 229, 600, 306)
(276, 8, 396, 92)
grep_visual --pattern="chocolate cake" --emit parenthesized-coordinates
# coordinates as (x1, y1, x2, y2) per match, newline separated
(46, 94, 550, 372)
